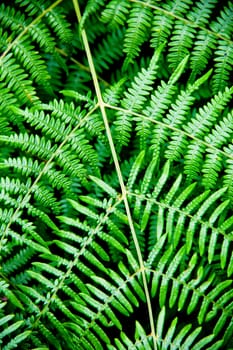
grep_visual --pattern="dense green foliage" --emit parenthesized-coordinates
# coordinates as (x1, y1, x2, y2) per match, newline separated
(0, 0, 233, 348)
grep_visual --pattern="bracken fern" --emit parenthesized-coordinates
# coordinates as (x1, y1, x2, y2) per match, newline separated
(0, 0, 233, 349)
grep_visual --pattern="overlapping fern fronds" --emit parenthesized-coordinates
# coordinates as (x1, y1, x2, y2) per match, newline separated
(0, 0, 233, 349)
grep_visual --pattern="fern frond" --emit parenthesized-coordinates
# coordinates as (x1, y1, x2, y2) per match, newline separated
(223, 150, 233, 203)
(2, 247, 35, 275)
(0, 3, 56, 55)
(72, 262, 145, 348)
(36, 321, 61, 349)
(138, 54, 189, 150)
(140, 161, 170, 233)
(199, 110, 233, 189)
(210, 1, 233, 38)
(15, 0, 46, 16)
(1, 1, 233, 349)
(1, 328, 31, 350)
(114, 45, 163, 149)
(11, 106, 99, 176)
(148, 244, 233, 342)
(15, 0, 72, 43)
(100, 0, 129, 29)
(190, 31, 216, 82)
(12, 39, 51, 89)
(168, 21, 194, 70)
(150, 68, 211, 156)
(156, 306, 202, 350)
(43, 5, 72, 44)
(92, 28, 125, 73)
(81, 0, 106, 27)
(183, 86, 233, 181)
(168, 0, 217, 70)
(108, 320, 153, 349)
(1, 133, 56, 160)
(0, 84, 17, 124)
(123, 1, 153, 69)
(27, 22, 55, 53)
(150, 0, 192, 48)
(1, 156, 72, 192)
(212, 41, 233, 93)
(0, 54, 38, 105)
(201, 149, 222, 189)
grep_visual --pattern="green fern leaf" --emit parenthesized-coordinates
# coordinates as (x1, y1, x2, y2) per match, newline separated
(1, 1, 233, 349)
(212, 41, 233, 93)
(123, 1, 153, 69)
(114, 44, 164, 149)
(100, 0, 129, 29)
(168, 0, 217, 70)
(81, 0, 106, 27)
(151, 0, 192, 48)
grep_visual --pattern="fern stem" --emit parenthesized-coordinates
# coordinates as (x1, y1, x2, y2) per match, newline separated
(73, 0, 157, 347)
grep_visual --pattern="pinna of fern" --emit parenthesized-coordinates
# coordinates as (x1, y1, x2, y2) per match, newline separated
(0, 0, 233, 349)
